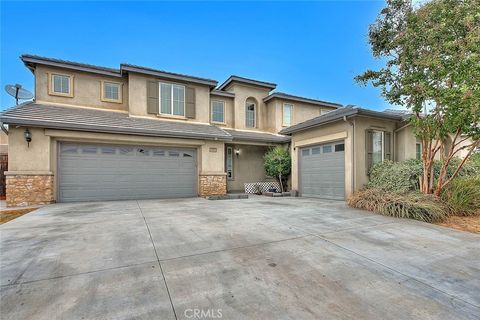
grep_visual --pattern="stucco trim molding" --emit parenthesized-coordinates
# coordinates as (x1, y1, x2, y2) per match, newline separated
(5, 171, 54, 176)
(199, 172, 227, 176)
(294, 132, 348, 148)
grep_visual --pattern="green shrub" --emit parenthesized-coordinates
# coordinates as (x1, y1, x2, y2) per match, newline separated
(367, 160, 423, 193)
(348, 189, 449, 223)
(367, 158, 478, 193)
(441, 176, 480, 216)
(264, 146, 291, 192)
(468, 153, 480, 174)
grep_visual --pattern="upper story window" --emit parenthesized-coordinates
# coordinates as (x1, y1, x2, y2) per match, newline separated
(160, 83, 185, 116)
(245, 98, 256, 128)
(101, 81, 122, 103)
(211, 100, 225, 123)
(48, 73, 73, 97)
(283, 103, 293, 126)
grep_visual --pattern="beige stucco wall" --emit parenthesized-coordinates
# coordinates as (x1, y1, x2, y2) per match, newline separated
(290, 121, 352, 197)
(226, 144, 275, 192)
(128, 72, 211, 123)
(35, 66, 129, 111)
(7, 127, 51, 172)
(209, 95, 235, 128)
(353, 116, 398, 190)
(7, 126, 226, 201)
(395, 125, 417, 161)
(266, 98, 336, 133)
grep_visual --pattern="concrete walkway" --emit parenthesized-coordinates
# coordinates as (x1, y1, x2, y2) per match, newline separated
(1, 197, 479, 319)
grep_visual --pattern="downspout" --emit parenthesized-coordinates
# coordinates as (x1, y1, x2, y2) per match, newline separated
(1, 122, 8, 135)
(343, 116, 355, 196)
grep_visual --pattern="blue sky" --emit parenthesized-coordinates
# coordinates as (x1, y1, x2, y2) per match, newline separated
(1, 1, 392, 111)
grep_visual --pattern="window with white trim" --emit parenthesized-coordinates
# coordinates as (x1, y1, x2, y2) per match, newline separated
(50, 73, 72, 96)
(226, 146, 234, 179)
(102, 81, 122, 102)
(211, 100, 225, 123)
(372, 130, 384, 166)
(283, 103, 293, 126)
(245, 99, 256, 128)
(160, 83, 185, 116)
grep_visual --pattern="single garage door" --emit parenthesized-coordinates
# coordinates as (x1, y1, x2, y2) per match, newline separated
(299, 141, 345, 200)
(58, 143, 197, 202)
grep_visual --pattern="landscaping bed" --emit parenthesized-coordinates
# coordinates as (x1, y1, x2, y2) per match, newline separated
(348, 157, 480, 233)
(436, 215, 480, 234)
(0, 208, 37, 224)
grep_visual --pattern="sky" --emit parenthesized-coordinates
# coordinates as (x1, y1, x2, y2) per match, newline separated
(0, 1, 393, 111)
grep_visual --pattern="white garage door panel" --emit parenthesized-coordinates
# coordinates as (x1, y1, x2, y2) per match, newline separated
(58, 143, 197, 202)
(300, 141, 345, 200)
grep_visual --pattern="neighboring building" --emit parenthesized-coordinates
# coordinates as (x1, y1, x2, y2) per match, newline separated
(0, 55, 340, 206)
(0, 129, 7, 155)
(280, 107, 476, 200)
(0, 129, 7, 200)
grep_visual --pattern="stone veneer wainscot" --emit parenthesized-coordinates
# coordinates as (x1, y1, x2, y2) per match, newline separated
(199, 174, 227, 197)
(6, 173, 54, 207)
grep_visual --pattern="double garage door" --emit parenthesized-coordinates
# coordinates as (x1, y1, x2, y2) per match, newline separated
(58, 143, 197, 202)
(299, 141, 345, 200)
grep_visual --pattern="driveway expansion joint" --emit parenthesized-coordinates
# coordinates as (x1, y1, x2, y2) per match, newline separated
(0, 260, 159, 288)
(137, 200, 178, 320)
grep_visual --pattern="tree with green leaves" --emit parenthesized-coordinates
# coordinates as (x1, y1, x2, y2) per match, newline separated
(264, 146, 291, 192)
(356, 0, 480, 195)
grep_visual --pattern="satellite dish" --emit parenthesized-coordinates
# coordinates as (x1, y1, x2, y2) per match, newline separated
(5, 84, 33, 105)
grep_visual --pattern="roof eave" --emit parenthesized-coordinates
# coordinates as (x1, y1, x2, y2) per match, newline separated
(21, 56, 122, 78)
(263, 94, 342, 109)
(218, 76, 277, 91)
(280, 108, 404, 135)
(0, 117, 232, 142)
(120, 65, 218, 88)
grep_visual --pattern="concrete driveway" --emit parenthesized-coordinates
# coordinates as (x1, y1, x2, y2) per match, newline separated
(1, 197, 479, 319)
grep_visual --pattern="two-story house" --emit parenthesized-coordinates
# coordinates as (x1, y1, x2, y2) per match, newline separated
(0, 55, 340, 206)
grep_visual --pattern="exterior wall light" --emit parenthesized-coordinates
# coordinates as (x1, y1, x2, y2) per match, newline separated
(24, 128, 32, 147)
(235, 148, 240, 157)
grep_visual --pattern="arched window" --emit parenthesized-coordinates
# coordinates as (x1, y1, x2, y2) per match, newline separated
(245, 98, 256, 128)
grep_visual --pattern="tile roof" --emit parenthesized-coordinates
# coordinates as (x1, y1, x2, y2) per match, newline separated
(21, 54, 121, 77)
(20, 55, 218, 86)
(280, 106, 404, 135)
(263, 92, 342, 108)
(0, 102, 232, 141)
(120, 64, 218, 87)
(223, 129, 290, 143)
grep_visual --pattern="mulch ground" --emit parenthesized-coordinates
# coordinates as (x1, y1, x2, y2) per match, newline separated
(436, 215, 480, 234)
(0, 208, 37, 224)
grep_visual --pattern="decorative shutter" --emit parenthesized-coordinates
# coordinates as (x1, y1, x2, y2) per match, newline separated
(185, 87, 196, 119)
(147, 81, 159, 114)
(384, 132, 392, 160)
(366, 130, 373, 174)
